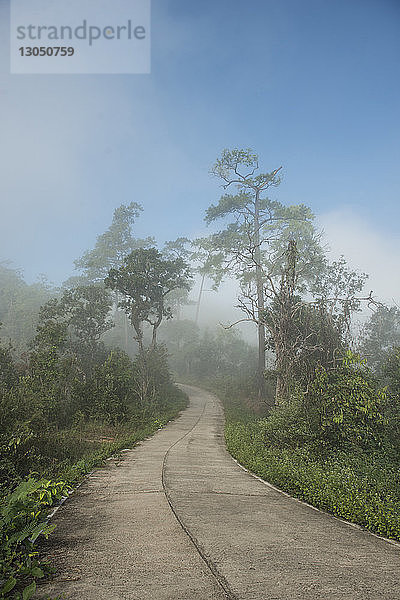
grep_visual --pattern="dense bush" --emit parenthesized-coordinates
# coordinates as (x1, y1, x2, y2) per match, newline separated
(158, 322, 258, 382)
(0, 387, 187, 600)
(255, 352, 391, 455)
(221, 350, 400, 541)
(383, 346, 400, 396)
(303, 352, 388, 452)
(0, 340, 182, 494)
(225, 404, 400, 541)
(0, 331, 187, 599)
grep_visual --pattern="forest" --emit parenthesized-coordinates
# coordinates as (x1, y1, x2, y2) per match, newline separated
(1, 149, 400, 599)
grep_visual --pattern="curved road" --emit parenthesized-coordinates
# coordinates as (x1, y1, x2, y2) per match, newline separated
(37, 385, 400, 600)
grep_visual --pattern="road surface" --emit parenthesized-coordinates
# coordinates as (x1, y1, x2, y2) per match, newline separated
(36, 384, 400, 599)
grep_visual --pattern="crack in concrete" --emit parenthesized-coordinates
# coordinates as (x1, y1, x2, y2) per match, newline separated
(162, 394, 237, 600)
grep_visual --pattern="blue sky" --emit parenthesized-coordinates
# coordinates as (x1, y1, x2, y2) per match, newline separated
(0, 0, 399, 289)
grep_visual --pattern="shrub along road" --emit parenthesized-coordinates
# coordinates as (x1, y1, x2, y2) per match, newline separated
(36, 385, 400, 600)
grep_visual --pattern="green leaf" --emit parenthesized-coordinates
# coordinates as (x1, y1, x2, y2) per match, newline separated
(23, 581, 36, 600)
(1, 577, 17, 593)
(31, 566, 44, 578)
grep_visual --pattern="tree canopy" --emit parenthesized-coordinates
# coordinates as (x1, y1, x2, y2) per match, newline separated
(72, 202, 155, 284)
(105, 248, 192, 351)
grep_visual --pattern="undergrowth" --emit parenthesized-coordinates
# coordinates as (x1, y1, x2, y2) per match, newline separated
(224, 397, 400, 541)
(0, 388, 187, 600)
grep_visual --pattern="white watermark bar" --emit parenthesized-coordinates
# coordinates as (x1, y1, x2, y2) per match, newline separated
(10, 0, 151, 74)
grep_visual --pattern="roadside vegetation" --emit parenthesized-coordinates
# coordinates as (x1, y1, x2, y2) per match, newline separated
(2, 148, 400, 596)
(222, 349, 400, 541)
(0, 327, 187, 600)
(162, 149, 400, 543)
(0, 204, 189, 599)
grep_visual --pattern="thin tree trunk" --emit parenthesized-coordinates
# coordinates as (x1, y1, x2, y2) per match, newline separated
(274, 241, 298, 404)
(150, 313, 163, 349)
(254, 190, 266, 399)
(275, 343, 290, 404)
(124, 313, 129, 352)
(195, 272, 206, 325)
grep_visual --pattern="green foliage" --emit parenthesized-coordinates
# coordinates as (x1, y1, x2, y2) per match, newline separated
(37, 285, 113, 376)
(304, 351, 387, 451)
(205, 148, 362, 401)
(210, 148, 259, 183)
(72, 202, 155, 284)
(205, 149, 369, 402)
(258, 399, 316, 450)
(158, 319, 200, 375)
(224, 399, 400, 541)
(381, 347, 400, 450)
(76, 349, 137, 424)
(105, 248, 192, 349)
(311, 257, 368, 313)
(360, 305, 400, 372)
(68, 203, 157, 355)
(0, 265, 53, 353)
(258, 352, 389, 453)
(0, 338, 18, 392)
(0, 387, 187, 599)
(159, 321, 257, 382)
(0, 477, 69, 599)
(383, 346, 400, 396)
(58, 387, 188, 486)
(27, 320, 79, 427)
(206, 148, 320, 282)
(220, 345, 400, 541)
(0, 205, 192, 596)
(269, 299, 343, 378)
(0, 303, 185, 490)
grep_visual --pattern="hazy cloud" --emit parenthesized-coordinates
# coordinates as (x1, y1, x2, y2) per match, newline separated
(319, 209, 400, 307)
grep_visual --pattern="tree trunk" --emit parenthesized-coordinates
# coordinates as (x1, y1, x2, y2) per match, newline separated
(274, 343, 291, 404)
(274, 241, 298, 404)
(254, 190, 266, 399)
(195, 272, 206, 325)
(151, 326, 157, 349)
(150, 312, 163, 349)
(124, 313, 129, 352)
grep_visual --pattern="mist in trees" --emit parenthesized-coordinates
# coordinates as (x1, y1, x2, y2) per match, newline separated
(1, 146, 400, 596)
(2, 148, 400, 547)
(0, 264, 52, 354)
(196, 149, 374, 404)
(2, 150, 399, 415)
(105, 248, 191, 352)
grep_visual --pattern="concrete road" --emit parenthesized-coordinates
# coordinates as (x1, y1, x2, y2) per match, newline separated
(37, 385, 400, 600)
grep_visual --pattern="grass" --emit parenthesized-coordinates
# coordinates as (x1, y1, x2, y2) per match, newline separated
(223, 395, 400, 542)
(59, 397, 188, 487)
(0, 387, 188, 600)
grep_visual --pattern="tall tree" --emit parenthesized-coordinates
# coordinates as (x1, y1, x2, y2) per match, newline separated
(69, 202, 154, 351)
(265, 243, 367, 402)
(206, 148, 322, 398)
(189, 236, 226, 324)
(162, 238, 194, 319)
(38, 285, 113, 376)
(71, 202, 155, 285)
(0, 263, 53, 352)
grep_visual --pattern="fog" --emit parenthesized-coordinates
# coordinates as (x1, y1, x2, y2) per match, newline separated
(320, 209, 400, 306)
(181, 209, 400, 347)
(1, 1, 399, 290)
(2, 4, 400, 585)
(1, 0, 399, 353)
